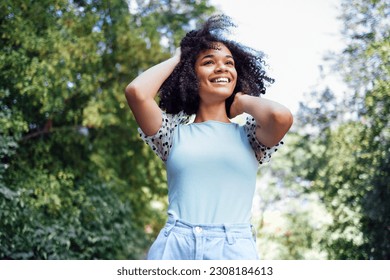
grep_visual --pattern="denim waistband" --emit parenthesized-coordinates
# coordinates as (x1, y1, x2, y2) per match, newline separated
(164, 214, 255, 245)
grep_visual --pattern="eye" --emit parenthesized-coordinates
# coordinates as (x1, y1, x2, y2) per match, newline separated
(203, 60, 214, 65)
(226, 60, 235, 66)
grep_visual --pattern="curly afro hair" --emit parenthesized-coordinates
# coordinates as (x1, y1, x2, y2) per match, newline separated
(159, 14, 274, 116)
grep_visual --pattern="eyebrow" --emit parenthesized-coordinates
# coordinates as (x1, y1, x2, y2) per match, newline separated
(201, 54, 234, 60)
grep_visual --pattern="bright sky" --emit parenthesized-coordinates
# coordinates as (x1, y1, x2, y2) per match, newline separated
(209, 0, 345, 113)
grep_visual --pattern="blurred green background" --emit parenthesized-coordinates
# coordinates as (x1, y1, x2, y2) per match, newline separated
(0, 0, 388, 259)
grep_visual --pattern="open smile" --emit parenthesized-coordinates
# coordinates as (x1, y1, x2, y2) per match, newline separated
(210, 77, 231, 83)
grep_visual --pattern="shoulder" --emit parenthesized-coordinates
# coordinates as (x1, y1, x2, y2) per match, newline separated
(138, 111, 190, 161)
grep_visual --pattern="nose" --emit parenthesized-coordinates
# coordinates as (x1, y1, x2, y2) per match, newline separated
(215, 62, 227, 73)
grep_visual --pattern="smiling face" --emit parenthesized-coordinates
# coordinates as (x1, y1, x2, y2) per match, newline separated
(194, 43, 237, 106)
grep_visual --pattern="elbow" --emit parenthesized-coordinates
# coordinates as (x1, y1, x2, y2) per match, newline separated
(274, 108, 294, 133)
(273, 107, 293, 131)
(125, 82, 144, 105)
(282, 109, 294, 131)
(125, 82, 137, 101)
(255, 107, 293, 148)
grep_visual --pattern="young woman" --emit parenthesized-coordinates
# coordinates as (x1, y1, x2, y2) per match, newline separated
(125, 15, 293, 260)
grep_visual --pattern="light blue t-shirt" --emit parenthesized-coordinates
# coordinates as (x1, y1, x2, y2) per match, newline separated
(138, 111, 281, 224)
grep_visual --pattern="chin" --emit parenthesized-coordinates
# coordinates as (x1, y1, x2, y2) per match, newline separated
(199, 87, 235, 101)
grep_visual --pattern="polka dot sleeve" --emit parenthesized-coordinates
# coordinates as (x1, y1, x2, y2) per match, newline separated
(137, 111, 189, 162)
(243, 115, 283, 165)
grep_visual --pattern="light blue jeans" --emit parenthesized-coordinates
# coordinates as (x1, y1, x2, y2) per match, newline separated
(147, 214, 259, 260)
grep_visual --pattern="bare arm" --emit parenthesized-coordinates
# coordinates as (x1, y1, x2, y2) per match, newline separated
(125, 49, 181, 136)
(230, 93, 293, 147)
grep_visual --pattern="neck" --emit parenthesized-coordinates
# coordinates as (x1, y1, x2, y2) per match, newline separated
(194, 102, 230, 123)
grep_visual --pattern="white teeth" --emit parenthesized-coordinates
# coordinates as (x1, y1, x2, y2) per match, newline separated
(212, 78, 229, 83)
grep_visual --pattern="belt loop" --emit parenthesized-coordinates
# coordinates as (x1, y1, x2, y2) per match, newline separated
(164, 214, 178, 236)
(223, 224, 235, 245)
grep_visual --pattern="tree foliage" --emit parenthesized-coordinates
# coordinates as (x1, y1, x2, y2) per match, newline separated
(0, 0, 214, 259)
(280, 0, 389, 259)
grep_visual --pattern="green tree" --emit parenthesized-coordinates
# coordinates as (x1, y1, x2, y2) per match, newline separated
(254, 137, 331, 260)
(334, 0, 390, 259)
(0, 0, 214, 259)
(278, 0, 389, 259)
